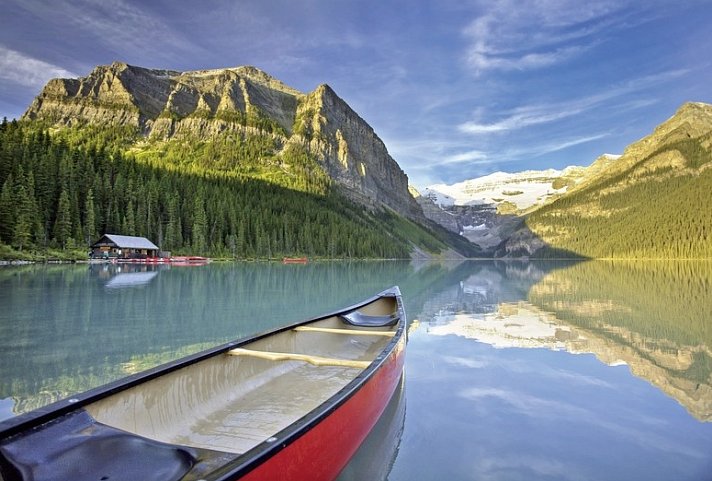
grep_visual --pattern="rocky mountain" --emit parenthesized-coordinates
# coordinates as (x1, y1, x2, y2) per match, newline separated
(24, 62, 423, 220)
(423, 166, 589, 211)
(414, 166, 591, 251)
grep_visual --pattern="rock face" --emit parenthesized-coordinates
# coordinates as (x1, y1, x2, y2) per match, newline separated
(410, 186, 461, 233)
(24, 62, 424, 220)
(419, 167, 587, 254)
(293, 84, 422, 218)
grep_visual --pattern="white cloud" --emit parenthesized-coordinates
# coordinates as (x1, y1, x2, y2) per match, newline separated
(459, 104, 585, 133)
(14, 0, 201, 63)
(442, 149, 490, 165)
(467, 45, 586, 73)
(0, 46, 77, 87)
(547, 133, 609, 151)
(458, 68, 686, 135)
(463, 0, 631, 74)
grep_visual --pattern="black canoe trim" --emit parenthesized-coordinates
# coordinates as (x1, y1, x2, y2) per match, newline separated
(0, 410, 197, 481)
(0, 286, 406, 481)
(340, 311, 400, 327)
(204, 286, 406, 481)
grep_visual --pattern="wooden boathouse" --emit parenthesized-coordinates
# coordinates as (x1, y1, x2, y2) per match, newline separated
(89, 234, 160, 260)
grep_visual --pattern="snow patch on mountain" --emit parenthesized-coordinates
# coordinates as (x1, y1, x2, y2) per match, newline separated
(423, 166, 584, 210)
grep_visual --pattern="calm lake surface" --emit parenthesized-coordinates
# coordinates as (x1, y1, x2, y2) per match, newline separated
(1, 260, 711, 480)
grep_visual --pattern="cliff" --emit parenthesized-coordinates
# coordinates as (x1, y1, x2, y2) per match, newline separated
(23, 62, 424, 220)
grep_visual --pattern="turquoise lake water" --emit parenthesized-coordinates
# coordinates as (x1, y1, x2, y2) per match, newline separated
(1, 260, 711, 480)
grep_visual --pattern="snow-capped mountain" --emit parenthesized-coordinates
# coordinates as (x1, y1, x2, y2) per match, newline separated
(422, 166, 588, 211)
(412, 157, 621, 252)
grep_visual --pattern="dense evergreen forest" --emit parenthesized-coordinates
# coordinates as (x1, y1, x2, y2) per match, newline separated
(527, 134, 712, 259)
(0, 119, 454, 259)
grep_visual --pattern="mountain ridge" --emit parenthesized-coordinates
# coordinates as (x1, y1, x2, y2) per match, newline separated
(418, 101, 712, 258)
(518, 101, 712, 258)
(23, 62, 424, 221)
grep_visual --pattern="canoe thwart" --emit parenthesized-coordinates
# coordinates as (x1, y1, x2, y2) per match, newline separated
(340, 311, 400, 327)
(227, 348, 371, 369)
(294, 326, 395, 337)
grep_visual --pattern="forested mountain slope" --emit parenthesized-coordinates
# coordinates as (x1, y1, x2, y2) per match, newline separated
(513, 102, 712, 258)
(0, 63, 480, 259)
(0, 121, 473, 259)
(23, 62, 423, 220)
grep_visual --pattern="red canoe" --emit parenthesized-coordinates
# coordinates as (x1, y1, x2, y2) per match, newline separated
(0, 287, 407, 481)
(282, 257, 308, 264)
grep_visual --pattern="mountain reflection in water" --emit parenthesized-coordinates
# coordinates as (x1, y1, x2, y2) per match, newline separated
(424, 260, 712, 422)
(1, 259, 711, 480)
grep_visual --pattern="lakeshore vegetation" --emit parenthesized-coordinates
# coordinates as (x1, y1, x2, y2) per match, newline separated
(0, 119, 460, 259)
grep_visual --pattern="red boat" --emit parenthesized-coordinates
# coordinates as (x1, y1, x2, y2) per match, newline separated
(0, 287, 406, 481)
(113, 256, 211, 265)
(282, 257, 308, 264)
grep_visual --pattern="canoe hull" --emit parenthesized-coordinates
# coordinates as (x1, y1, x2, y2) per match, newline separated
(0, 287, 407, 481)
(238, 329, 405, 481)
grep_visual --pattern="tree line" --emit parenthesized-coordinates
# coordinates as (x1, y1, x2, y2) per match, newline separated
(0, 119, 413, 259)
(527, 134, 712, 259)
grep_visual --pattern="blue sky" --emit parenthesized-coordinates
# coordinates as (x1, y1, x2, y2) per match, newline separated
(1, 0, 710, 188)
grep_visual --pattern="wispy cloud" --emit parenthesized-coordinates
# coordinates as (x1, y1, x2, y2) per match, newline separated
(467, 45, 587, 73)
(459, 104, 586, 134)
(528, 133, 610, 155)
(14, 0, 201, 64)
(385, 129, 609, 187)
(443, 133, 609, 169)
(463, 0, 631, 74)
(458, 68, 688, 134)
(442, 149, 490, 165)
(0, 46, 77, 87)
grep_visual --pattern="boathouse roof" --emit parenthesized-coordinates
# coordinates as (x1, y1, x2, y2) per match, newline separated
(91, 234, 159, 250)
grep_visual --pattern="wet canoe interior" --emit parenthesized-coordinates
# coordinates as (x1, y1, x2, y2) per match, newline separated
(84, 296, 398, 455)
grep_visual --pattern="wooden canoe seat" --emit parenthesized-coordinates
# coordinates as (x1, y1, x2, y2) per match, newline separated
(293, 326, 395, 337)
(227, 348, 370, 369)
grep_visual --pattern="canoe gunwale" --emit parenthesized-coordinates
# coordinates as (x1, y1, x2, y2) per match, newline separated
(0, 286, 406, 480)
(209, 289, 407, 480)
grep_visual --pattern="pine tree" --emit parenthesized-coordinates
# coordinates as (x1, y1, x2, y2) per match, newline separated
(0, 176, 13, 243)
(192, 194, 207, 252)
(84, 188, 96, 244)
(12, 184, 32, 250)
(124, 200, 136, 235)
(53, 189, 72, 249)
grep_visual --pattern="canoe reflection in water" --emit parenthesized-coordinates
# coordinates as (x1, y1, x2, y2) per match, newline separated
(0, 287, 406, 481)
(337, 374, 406, 481)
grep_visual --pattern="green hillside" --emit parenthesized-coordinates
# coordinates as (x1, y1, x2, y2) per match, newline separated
(525, 112, 712, 259)
(0, 119, 467, 259)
